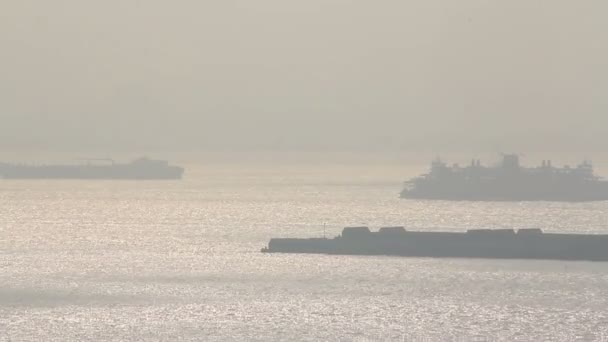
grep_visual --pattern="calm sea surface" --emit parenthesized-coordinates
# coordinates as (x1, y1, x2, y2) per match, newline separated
(2, 163, 608, 341)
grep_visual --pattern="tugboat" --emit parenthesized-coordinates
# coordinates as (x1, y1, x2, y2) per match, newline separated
(400, 154, 608, 201)
(0, 157, 184, 180)
(262, 226, 608, 261)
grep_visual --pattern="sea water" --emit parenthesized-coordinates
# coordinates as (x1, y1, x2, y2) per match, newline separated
(1, 163, 608, 341)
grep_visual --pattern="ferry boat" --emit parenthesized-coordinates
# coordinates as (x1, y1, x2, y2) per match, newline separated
(401, 154, 608, 201)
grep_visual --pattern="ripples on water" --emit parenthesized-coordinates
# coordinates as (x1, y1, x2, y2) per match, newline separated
(1, 164, 608, 341)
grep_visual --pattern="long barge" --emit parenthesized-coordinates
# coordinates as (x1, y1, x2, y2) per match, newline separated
(262, 227, 608, 261)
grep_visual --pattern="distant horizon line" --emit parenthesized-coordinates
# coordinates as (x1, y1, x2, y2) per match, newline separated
(2, 149, 608, 164)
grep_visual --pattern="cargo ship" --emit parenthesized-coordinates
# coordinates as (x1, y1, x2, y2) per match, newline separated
(0, 157, 184, 180)
(400, 154, 608, 201)
(262, 226, 608, 261)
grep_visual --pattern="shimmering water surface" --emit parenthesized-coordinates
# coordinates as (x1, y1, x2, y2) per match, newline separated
(2, 163, 608, 341)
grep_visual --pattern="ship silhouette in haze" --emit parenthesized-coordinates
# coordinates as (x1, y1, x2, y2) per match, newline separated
(0, 157, 184, 180)
(263, 226, 608, 262)
(400, 154, 608, 201)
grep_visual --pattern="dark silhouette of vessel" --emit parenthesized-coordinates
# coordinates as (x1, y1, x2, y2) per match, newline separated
(262, 226, 608, 261)
(0, 157, 184, 180)
(400, 154, 608, 201)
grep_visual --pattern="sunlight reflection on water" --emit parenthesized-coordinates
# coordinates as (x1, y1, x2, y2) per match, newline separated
(1, 164, 608, 341)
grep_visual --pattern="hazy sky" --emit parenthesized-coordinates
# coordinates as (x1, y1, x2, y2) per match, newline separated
(1, 1, 607, 155)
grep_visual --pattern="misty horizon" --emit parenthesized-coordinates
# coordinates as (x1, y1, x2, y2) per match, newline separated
(3, 3, 608, 339)
(2, 1, 607, 155)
